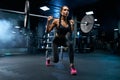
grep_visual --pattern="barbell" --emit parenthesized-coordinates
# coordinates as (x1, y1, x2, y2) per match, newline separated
(0, 0, 49, 28)
(80, 15, 94, 33)
(0, 0, 95, 33)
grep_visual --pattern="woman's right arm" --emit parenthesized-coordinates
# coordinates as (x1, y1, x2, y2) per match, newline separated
(46, 16, 56, 33)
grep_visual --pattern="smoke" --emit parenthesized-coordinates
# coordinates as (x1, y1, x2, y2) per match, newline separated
(0, 11, 28, 49)
(0, 19, 14, 43)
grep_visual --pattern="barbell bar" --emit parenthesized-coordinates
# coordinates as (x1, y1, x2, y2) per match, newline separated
(0, 8, 49, 18)
(0, 0, 97, 33)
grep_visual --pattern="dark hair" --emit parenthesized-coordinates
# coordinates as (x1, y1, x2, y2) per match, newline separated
(59, 6, 69, 27)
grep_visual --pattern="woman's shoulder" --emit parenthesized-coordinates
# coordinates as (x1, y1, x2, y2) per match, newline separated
(53, 18, 59, 22)
(53, 18, 59, 25)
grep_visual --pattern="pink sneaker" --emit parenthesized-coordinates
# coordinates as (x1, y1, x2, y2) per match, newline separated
(70, 67, 77, 75)
(46, 59, 50, 66)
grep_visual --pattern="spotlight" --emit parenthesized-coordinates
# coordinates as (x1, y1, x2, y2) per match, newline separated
(114, 28, 119, 31)
(77, 32, 80, 36)
(15, 26, 20, 29)
(94, 19, 97, 21)
(40, 6, 50, 11)
(86, 11, 94, 15)
(41, 46, 44, 49)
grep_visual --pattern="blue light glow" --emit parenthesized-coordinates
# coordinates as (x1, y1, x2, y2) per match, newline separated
(53, 10, 60, 18)
(0, 20, 14, 43)
(52, 0, 64, 18)
(77, 32, 80, 36)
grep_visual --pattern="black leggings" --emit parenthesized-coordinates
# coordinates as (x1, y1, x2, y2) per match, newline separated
(52, 37, 74, 64)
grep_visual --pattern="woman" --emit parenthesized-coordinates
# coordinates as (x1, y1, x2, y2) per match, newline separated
(46, 5, 77, 75)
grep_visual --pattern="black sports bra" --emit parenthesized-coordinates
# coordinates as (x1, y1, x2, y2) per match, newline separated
(56, 23, 71, 37)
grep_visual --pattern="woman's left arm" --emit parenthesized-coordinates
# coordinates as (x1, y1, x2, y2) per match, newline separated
(69, 20, 74, 31)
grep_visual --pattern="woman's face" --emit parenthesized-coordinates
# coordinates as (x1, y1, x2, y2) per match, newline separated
(61, 6, 69, 17)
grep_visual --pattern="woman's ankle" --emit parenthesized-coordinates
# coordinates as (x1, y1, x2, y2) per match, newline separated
(46, 57, 50, 60)
(70, 63, 74, 67)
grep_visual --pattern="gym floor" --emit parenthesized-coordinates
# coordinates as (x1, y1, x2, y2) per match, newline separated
(0, 50, 120, 80)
